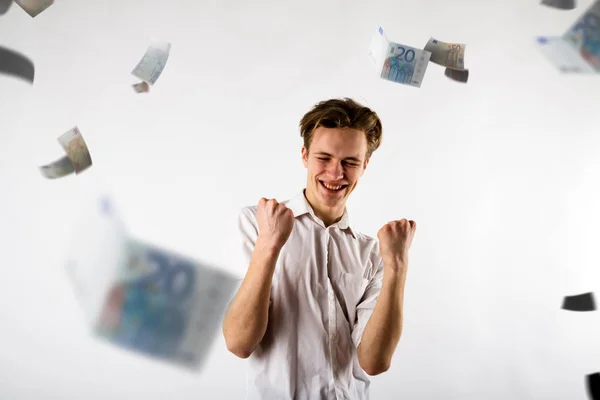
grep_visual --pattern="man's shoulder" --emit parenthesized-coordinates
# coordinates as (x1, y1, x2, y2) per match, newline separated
(237, 206, 259, 233)
(350, 228, 377, 244)
(347, 228, 382, 262)
(240, 204, 258, 216)
(351, 223, 385, 260)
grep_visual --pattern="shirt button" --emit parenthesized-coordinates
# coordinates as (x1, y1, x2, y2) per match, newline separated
(331, 334, 337, 341)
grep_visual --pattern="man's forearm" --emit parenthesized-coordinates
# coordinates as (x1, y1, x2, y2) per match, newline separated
(222, 238, 281, 358)
(357, 262, 407, 375)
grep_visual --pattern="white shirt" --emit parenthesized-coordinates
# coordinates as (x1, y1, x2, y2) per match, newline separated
(236, 190, 384, 400)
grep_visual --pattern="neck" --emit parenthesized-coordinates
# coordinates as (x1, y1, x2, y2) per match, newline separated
(303, 189, 345, 227)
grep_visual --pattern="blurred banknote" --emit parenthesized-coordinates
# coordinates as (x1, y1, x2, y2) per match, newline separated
(39, 126, 92, 179)
(58, 126, 92, 173)
(67, 197, 238, 369)
(588, 372, 600, 400)
(535, 36, 597, 73)
(368, 26, 431, 88)
(561, 0, 600, 71)
(96, 240, 239, 369)
(14, 0, 54, 17)
(39, 155, 75, 179)
(131, 38, 171, 85)
(65, 197, 128, 327)
(0, 46, 35, 83)
(0, 0, 12, 15)
(561, 292, 596, 311)
(444, 68, 469, 83)
(541, 0, 576, 9)
(424, 37, 466, 70)
(132, 81, 150, 93)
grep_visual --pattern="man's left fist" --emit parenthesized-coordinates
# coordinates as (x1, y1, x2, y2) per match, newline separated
(377, 219, 417, 266)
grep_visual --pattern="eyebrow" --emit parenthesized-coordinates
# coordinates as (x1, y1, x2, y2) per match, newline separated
(313, 152, 362, 162)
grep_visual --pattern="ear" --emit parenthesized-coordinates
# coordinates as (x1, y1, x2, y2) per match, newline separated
(362, 157, 370, 175)
(301, 146, 308, 168)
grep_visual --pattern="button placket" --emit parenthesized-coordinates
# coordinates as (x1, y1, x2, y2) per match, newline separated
(325, 231, 340, 388)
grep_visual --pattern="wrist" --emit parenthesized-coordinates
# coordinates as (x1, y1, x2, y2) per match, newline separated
(256, 236, 283, 255)
(383, 266, 407, 289)
(382, 256, 407, 269)
(382, 258, 407, 275)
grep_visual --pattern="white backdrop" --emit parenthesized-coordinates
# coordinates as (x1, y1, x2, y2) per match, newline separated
(1, 0, 600, 398)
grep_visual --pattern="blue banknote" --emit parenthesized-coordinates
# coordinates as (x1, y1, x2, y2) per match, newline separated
(561, 0, 600, 71)
(94, 239, 238, 369)
(368, 26, 431, 88)
(536, 36, 597, 73)
(131, 38, 171, 85)
(67, 196, 238, 370)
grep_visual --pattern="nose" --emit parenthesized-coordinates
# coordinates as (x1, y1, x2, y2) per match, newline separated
(325, 162, 344, 181)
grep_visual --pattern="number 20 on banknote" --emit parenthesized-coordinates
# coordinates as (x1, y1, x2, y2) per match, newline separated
(369, 26, 431, 88)
(96, 241, 200, 366)
(382, 44, 431, 87)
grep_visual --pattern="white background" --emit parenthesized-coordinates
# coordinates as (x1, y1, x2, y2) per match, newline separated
(1, 0, 600, 398)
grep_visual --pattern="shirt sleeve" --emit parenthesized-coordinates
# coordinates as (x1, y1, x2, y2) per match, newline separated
(351, 257, 384, 348)
(238, 207, 259, 270)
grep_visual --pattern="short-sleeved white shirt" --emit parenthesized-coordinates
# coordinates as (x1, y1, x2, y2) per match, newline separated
(237, 189, 384, 400)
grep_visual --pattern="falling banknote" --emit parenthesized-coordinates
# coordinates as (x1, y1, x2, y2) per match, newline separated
(424, 37, 467, 70)
(58, 126, 93, 173)
(561, 292, 596, 311)
(368, 26, 431, 88)
(444, 68, 469, 83)
(0, 0, 12, 15)
(588, 372, 600, 400)
(39, 126, 92, 179)
(535, 36, 597, 73)
(13, 0, 54, 17)
(131, 38, 171, 86)
(39, 155, 75, 179)
(561, 0, 600, 71)
(66, 197, 239, 370)
(541, 0, 576, 10)
(0, 46, 35, 83)
(423, 37, 469, 83)
(132, 81, 150, 93)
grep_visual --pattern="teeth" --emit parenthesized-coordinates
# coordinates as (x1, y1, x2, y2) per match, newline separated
(322, 182, 342, 190)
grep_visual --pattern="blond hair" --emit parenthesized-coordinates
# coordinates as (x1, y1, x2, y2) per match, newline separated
(299, 98, 383, 160)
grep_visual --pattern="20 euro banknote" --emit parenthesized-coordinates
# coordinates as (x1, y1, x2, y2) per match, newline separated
(66, 196, 238, 369)
(131, 38, 171, 85)
(95, 238, 238, 369)
(368, 26, 431, 88)
(536, 36, 597, 73)
(561, 0, 600, 71)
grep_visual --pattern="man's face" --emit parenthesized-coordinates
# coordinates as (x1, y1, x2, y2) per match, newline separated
(302, 126, 369, 222)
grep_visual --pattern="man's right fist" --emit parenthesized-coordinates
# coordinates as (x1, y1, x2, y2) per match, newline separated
(256, 198, 295, 250)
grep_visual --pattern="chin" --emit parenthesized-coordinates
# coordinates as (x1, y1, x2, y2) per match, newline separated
(319, 184, 349, 199)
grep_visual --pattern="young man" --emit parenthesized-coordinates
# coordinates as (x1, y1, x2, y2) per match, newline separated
(222, 98, 417, 400)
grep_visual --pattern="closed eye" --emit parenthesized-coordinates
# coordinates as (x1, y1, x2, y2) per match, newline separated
(317, 157, 360, 167)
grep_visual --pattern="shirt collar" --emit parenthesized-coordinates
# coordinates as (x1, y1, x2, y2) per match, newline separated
(285, 189, 357, 239)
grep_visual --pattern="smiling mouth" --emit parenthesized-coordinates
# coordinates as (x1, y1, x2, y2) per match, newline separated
(319, 180, 348, 192)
